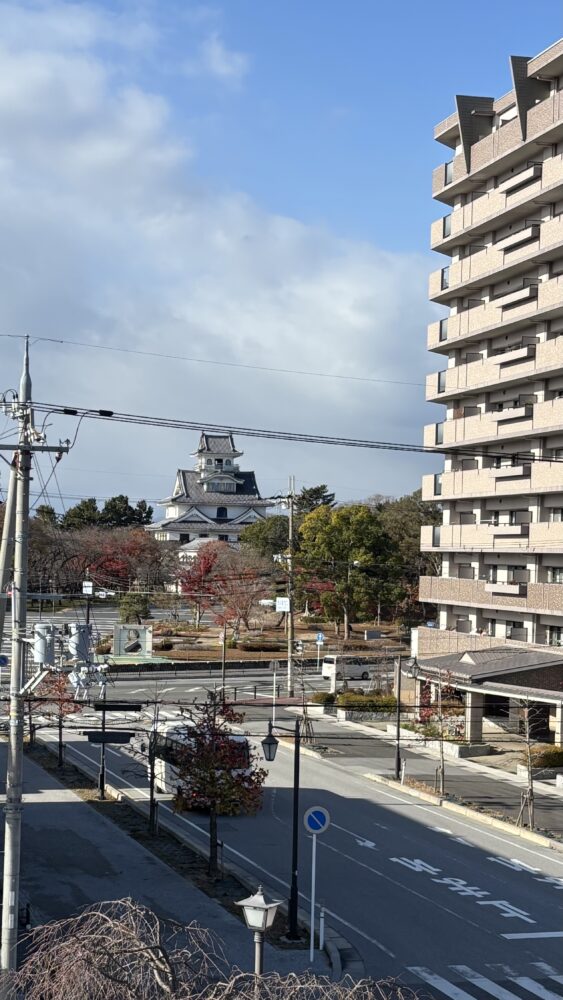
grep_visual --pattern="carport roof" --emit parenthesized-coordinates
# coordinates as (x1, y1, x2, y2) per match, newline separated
(418, 646, 563, 682)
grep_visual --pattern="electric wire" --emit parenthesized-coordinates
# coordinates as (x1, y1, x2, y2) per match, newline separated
(30, 401, 563, 465)
(0, 333, 425, 388)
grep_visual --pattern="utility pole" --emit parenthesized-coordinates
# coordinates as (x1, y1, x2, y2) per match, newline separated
(0, 341, 69, 986)
(1, 342, 32, 979)
(286, 476, 295, 698)
(0, 455, 17, 650)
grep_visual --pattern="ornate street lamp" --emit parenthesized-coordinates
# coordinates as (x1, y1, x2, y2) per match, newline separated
(235, 885, 281, 975)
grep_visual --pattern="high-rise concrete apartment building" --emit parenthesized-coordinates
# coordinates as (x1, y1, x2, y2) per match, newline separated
(418, 38, 563, 658)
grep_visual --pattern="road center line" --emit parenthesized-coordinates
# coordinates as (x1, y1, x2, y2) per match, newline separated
(502, 931, 563, 939)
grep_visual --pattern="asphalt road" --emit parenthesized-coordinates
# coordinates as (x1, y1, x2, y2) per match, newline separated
(40, 697, 563, 999)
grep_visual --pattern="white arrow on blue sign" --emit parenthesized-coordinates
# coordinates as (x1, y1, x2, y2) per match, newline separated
(316, 632, 325, 643)
(303, 806, 331, 835)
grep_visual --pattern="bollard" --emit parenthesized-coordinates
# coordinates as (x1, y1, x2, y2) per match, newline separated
(277, 684, 280, 698)
(253, 685, 257, 700)
(319, 906, 325, 951)
(233, 687, 237, 703)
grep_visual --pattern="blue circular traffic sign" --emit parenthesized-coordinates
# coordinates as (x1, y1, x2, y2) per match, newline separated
(316, 632, 325, 643)
(0, 655, 8, 668)
(303, 806, 331, 835)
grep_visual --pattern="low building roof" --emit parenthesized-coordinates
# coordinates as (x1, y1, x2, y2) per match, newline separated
(418, 646, 563, 683)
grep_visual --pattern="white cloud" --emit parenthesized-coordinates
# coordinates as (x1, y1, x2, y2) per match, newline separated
(0, 1, 433, 508)
(184, 31, 249, 83)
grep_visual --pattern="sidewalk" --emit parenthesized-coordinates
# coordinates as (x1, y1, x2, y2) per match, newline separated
(5, 746, 328, 978)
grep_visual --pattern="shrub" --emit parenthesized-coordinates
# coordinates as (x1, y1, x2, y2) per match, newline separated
(336, 692, 397, 712)
(238, 640, 285, 652)
(527, 744, 563, 768)
(95, 640, 111, 655)
(311, 691, 335, 706)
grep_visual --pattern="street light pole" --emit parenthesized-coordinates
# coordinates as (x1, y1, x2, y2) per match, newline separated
(261, 720, 301, 939)
(287, 477, 295, 698)
(394, 654, 402, 781)
(288, 717, 300, 938)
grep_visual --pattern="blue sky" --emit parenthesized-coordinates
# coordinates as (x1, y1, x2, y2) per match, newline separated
(0, 1, 561, 508)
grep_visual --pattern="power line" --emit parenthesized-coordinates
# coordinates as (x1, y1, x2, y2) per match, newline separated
(32, 402, 563, 464)
(0, 333, 425, 388)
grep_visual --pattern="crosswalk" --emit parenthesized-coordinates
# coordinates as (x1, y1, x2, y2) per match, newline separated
(408, 963, 563, 1000)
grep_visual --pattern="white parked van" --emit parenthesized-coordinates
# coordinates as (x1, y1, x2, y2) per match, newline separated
(321, 655, 373, 682)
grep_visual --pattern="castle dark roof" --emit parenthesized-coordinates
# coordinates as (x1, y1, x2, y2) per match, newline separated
(193, 433, 241, 457)
(172, 469, 268, 504)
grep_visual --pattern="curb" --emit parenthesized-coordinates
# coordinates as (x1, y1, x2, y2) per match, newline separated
(361, 770, 563, 853)
(33, 736, 362, 981)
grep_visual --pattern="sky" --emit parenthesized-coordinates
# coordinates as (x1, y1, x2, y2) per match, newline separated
(0, 0, 561, 513)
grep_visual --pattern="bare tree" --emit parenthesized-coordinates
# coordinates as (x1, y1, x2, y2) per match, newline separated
(13, 898, 419, 1000)
(14, 898, 228, 1000)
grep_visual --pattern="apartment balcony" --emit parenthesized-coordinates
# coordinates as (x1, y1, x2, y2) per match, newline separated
(421, 461, 563, 502)
(425, 336, 563, 403)
(419, 575, 563, 616)
(432, 156, 563, 253)
(422, 520, 563, 552)
(490, 404, 533, 422)
(419, 576, 527, 609)
(432, 91, 563, 205)
(416, 625, 541, 656)
(428, 274, 563, 353)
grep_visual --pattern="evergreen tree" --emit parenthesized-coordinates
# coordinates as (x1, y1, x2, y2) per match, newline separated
(295, 484, 335, 514)
(60, 498, 99, 531)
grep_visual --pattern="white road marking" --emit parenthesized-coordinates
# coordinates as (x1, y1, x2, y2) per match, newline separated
(452, 964, 525, 1000)
(502, 931, 563, 940)
(331, 821, 378, 849)
(532, 964, 563, 985)
(512, 978, 563, 1000)
(319, 840, 485, 931)
(434, 827, 453, 834)
(454, 838, 476, 848)
(408, 966, 476, 1000)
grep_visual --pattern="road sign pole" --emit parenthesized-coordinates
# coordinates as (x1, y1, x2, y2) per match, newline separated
(309, 832, 317, 963)
(317, 643, 320, 674)
(272, 664, 276, 728)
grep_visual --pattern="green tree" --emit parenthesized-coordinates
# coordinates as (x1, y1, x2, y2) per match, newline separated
(298, 504, 387, 637)
(376, 489, 442, 584)
(119, 592, 151, 623)
(99, 495, 153, 529)
(240, 515, 289, 559)
(35, 504, 58, 526)
(295, 484, 335, 515)
(60, 498, 99, 531)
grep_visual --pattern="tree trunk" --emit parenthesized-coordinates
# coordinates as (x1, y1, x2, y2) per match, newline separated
(208, 804, 218, 877)
(58, 712, 63, 767)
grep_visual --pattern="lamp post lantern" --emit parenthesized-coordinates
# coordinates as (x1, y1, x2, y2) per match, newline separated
(261, 719, 301, 939)
(235, 885, 281, 976)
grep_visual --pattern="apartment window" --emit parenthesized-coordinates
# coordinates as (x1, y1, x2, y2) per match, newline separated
(445, 160, 453, 185)
(434, 473, 442, 496)
(487, 619, 497, 637)
(432, 525, 441, 547)
(487, 566, 497, 584)
(490, 511, 500, 526)
(506, 621, 527, 640)
(547, 567, 563, 583)
(443, 215, 452, 238)
(439, 318, 448, 342)
(550, 508, 563, 522)
(435, 423, 444, 445)
(437, 371, 447, 393)
(441, 266, 450, 290)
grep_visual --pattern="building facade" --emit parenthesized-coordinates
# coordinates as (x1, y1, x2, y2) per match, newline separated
(418, 39, 563, 658)
(148, 433, 272, 555)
